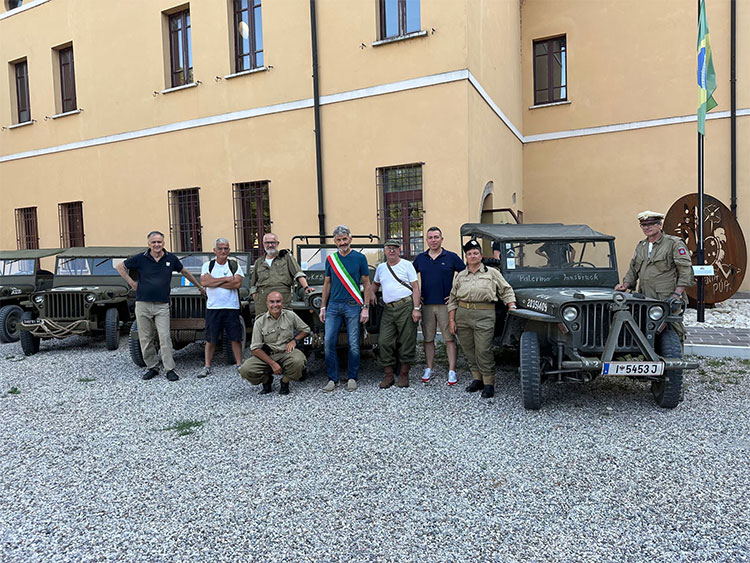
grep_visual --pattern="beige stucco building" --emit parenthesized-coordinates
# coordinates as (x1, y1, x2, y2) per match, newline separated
(1, 0, 747, 283)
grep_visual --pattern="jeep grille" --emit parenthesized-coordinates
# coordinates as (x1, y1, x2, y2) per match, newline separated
(171, 295, 206, 319)
(579, 302, 650, 352)
(47, 293, 85, 319)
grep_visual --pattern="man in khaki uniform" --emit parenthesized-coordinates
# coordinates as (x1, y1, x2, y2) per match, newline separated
(615, 210, 694, 340)
(250, 233, 314, 315)
(239, 291, 310, 395)
(448, 240, 517, 398)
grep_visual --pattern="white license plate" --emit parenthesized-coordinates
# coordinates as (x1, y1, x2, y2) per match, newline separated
(602, 362, 664, 376)
(21, 318, 43, 326)
(303, 336, 312, 345)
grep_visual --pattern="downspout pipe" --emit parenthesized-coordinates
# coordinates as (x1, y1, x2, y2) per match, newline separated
(310, 0, 326, 239)
(730, 0, 737, 216)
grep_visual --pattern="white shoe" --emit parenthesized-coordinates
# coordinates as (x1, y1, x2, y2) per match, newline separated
(447, 370, 458, 386)
(347, 379, 358, 392)
(197, 366, 210, 378)
(421, 368, 433, 383)
(322, 380, 336, 392)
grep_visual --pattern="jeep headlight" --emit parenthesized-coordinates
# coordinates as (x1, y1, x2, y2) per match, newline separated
(562, 306, 578, 322)
(648, 305, 665, 321)
(33, 294, 45, 305)
(85, 293, 96, 303)
(311, 295, 322, 309)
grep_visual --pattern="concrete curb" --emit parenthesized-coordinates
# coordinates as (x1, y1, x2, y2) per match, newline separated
(684, 344, 750, 359)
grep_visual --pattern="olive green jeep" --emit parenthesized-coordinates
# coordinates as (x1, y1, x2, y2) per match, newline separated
(0, 249, 62, 343)
(128, 251, 253, 366)
(18, 247, 145, 355)
(461, 223, 698, 410)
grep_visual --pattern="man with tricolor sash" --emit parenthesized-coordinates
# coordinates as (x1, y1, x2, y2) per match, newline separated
(319, 225, 372, 391)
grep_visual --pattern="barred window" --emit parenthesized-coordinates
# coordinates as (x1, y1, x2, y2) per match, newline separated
(533, 35, 567, 105)
(233, 181, 271, 261)
(377, 163, 423, 259)
(15, 207, 39, 250)
(168, 188, 202, 252)
(58, 201, 85, 248)
(233, 0, 263, 72)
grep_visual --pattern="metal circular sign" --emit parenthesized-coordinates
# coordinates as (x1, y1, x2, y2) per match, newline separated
(663, 194, 746, 304)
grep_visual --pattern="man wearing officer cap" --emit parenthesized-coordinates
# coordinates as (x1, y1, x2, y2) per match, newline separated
(448, 239, 516, 398)
(369, 239, 421, 388)
(615, 210, 694, 340)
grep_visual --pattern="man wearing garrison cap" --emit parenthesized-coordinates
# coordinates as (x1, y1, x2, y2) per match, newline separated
(615, 210, 695, 340)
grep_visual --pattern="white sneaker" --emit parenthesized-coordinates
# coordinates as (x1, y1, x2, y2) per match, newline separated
(347, 379, 358, 392)
(447, 370, 458, 386)
(322, 380, 336, 392)
(421, 368, 433, 383)
(197, 366, 210, 378)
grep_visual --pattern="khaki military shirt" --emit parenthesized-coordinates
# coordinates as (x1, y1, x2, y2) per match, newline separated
(447, 265, 516, 311)
(250, 309, 311, 353)
(622, 233, 694, 300)
(250, 252, 305, 296)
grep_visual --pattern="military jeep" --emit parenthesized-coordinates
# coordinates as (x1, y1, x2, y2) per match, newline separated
(128, 252, 253, 366)
(18, 247, 145, 355)
(461, 223, 698, 410)
(288, 235, 384, 356)
(0, 249, 62, 343)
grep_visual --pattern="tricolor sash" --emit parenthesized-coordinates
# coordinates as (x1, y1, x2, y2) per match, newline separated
(327, 253, 364, 305)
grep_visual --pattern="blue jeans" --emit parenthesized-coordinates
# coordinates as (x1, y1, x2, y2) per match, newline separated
(324, 301, 361, 382)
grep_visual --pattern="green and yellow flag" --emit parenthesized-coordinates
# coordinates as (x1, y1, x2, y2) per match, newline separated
(697, 0, 717, 136)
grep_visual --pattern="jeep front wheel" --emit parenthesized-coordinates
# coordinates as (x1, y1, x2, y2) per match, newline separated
(105, 308, 120, 351)
(520, 331, 542, 410)
(0, 304, 23, 343)
(652, 328, 683, 409)
(19, 312, 40, 356)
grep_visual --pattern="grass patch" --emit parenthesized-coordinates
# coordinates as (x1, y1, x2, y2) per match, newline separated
(739, 359, 750, 367)
(7, 387, 20, 395)
(77, 377, 96, 383)
(705, 359, 726, 368)
(162, 419, 206, 437)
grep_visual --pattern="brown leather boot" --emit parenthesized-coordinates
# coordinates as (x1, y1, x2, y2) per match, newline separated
(397, 364, 410, 388)
(379, 366, 395, 389)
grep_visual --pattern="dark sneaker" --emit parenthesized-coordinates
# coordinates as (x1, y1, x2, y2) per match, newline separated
(279, 381, 290, 395)
(165, 370, 179, 382)
(142, 368, 159, 380)
(481, 385, 495, 398)
(465, 379, 484, 393)
(261, 376, 273, 394)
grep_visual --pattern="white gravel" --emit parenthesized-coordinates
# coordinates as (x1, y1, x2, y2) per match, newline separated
(685, 299, 750, 329)
(1, 336, 749, 561)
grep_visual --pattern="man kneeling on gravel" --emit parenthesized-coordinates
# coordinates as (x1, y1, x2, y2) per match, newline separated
(239, 292, 310, 395)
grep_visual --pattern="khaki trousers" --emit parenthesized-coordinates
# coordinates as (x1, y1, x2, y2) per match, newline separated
(455, 307, 496, 385)
(378, 299, 418, 366)
(240, 349, 306, 385)
(135, 301, 174, 371)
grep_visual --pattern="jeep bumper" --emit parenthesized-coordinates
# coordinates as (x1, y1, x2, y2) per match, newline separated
(19, 318, 93, 338)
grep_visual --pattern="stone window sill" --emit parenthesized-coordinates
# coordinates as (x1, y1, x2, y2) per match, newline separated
(529, 100, 572, 110)
(224, 66, 269, 80)
(372, 30, 428, 47)
(49, 109, 82, 119)
(161, 82, 199, 95)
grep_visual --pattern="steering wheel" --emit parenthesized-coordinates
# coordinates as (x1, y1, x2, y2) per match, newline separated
(571, 261, 597, 268)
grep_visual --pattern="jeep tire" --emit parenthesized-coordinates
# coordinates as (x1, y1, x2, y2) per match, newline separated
(129, 321, 146, 367)
(19, 312, 40, 356)
(0, 304, 23, 343)
(105, 307, 120, 351)
(652, 328, 683, 409)
(520, 330, 542, 410)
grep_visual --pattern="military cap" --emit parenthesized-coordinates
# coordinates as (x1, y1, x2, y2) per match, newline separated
(637, 210, 665, 223)
(463, 239, 482, 252)
(384, 239, 401, 247)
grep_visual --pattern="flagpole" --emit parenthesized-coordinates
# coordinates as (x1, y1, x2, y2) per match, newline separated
(697, 0, 705, 323)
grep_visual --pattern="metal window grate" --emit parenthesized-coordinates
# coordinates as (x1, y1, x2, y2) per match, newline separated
(234, 0, 263, 72)
(169, 10, 193, 87)
(168, 188, 202, 252)
(58, 201, 85, 248)
(15, 207, 39, 250)
(233, 181, 271, 261)
(376, 163, 424, 259)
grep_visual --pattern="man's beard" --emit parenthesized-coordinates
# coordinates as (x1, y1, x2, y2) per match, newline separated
(265, 247, 279, 257)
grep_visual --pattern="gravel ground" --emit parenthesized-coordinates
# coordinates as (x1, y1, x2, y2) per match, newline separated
(1, 336, 749, 562)
(685, 299, 750, 329)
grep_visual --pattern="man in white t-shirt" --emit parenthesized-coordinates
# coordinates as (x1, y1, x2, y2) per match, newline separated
(368, 239, 422, 388)
(197, 238, 245, 377)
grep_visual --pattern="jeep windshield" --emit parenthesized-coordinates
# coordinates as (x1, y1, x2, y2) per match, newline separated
(498, 240, 615, 271)
(56, 257, 126, 276)
(0, 259, 36, 276)
(298, 246, 384, 270)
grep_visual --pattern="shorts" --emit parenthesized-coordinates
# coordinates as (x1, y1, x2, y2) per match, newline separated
(205, 309, 244, 344)
(421, 304, 453, 343)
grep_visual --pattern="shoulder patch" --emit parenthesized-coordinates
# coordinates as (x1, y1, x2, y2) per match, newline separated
(678, 247, 687, 255)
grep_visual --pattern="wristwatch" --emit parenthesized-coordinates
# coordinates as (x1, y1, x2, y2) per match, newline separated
(413, 305, 422, 311)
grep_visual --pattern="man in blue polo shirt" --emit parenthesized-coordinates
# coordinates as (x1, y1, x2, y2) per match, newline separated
(116, 230, 202, 382)
(412, 226, 465, 385)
